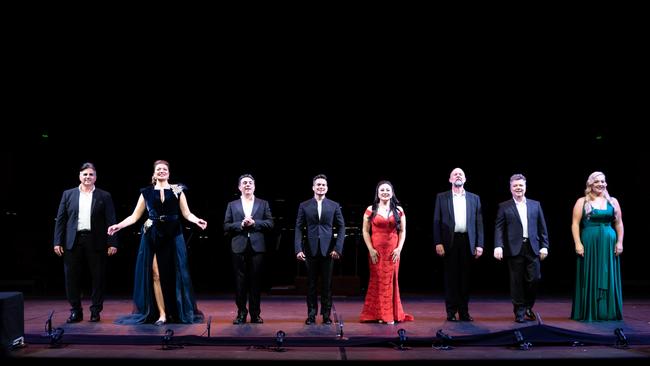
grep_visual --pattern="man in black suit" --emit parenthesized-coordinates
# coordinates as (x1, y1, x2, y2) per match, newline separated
(53, 162, 118, 323)
(433, 168, 484, 322)
(494, 173, 549, 323)
(295, 174, 345, 325)
(224, 174, 274, 324)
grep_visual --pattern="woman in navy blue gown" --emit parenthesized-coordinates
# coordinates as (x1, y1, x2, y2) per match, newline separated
(108, 160, 207, 325)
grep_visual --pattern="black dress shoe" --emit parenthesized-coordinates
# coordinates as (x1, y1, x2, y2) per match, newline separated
(251, 316, 264, 324)
(305, 317, 316, 325)
(459, 313, 474, 322)
(89, 311, 101, 322)
(446, 314, 457, 321)
(524, 309, 537, 321)
(322, 316, 332, 325)
(233, 315, 246, 325)
(66, 311, 83, 323)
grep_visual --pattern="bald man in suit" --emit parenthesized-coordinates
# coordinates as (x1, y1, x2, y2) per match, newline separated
(434, 167, 484, 322)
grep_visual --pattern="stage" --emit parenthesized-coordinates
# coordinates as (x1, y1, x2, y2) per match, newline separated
(4, 294, 649, 364)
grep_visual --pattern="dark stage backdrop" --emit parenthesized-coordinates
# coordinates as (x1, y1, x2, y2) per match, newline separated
(1, 125, 646, 300)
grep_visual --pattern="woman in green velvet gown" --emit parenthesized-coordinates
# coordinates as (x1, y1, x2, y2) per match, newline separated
(570, 171, 624, 321)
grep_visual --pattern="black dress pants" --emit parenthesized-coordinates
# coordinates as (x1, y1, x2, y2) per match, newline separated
(63, 232, 106, 313)
(507, 239, 540, 316)
(443, 232, 472, 316)
(305, 254, 334, 317)
(232, 244, 264, 317)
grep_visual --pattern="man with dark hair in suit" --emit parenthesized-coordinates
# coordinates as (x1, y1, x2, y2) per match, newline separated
(53, 162, 118, 323)
(295, 174, 345, 325)
(224, 174, 274, 325)
(494, 173, 549, 323)
(434, 167, 484, 322)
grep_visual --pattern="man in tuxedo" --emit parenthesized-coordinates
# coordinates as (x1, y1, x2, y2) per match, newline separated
(494, 173, 549, 323)
(295, 174, 346, 325)
(224, 174, 274, 325)
(433, 168, 484, 322)
(53, 162, 118, 323)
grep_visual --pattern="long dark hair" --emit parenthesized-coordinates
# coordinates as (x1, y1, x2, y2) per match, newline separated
(368, 180, 402, 232)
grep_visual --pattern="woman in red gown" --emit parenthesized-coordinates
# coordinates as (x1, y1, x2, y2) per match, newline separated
(359, 180, 414, 324)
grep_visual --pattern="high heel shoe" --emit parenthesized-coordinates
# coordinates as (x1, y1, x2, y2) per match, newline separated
(154, 318, 166, 326)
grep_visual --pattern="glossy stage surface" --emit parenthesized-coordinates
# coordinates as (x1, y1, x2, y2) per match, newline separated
(6, 295, 650, 364)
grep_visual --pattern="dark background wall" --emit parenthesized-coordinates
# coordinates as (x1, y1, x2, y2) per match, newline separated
(1, 125, 646, 300)
(1, 23, 646, 299)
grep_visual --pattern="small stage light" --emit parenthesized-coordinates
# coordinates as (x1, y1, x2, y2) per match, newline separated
(336, 315, 346, 340)
(49, 328, 64, 348)
(433, 329, 453, 350)
(276, 330, 285, 348)
(398, 328, 407, 342)
(614, 328, 628, 349)
(162, 329, 174, 349)
(394, 328, 410, 350)
(514, 329, 532, 350)
(274, 330, 287, 352)
(162, 329, 183, 350)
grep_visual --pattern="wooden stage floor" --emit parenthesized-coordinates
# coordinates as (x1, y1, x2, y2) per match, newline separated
(5, 294, 650, 364)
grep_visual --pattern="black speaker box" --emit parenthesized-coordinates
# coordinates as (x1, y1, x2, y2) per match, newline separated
(0, 292, 24, 350)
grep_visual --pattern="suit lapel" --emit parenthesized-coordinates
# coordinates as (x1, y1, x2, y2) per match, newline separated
(321, 199, 333, 224)
(91, 190, 97, 214)
(235, 199, 245, 219)
(72, 189, 81, 214)
(446, 191, 455, 223)
(251, 198, 260, 218)
(311, 199, 321, 223)
(509, 200, 522, 226)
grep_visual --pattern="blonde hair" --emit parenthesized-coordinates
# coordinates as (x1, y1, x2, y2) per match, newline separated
(584, 171, 618, 221)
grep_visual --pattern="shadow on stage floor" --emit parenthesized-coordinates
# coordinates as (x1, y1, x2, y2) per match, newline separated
(4, 294, 650, 364)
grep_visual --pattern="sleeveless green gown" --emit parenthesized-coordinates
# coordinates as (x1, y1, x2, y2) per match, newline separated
(571, 202, 623, 321)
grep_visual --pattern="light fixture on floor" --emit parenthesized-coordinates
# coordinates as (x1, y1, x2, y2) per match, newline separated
(162, 329, 173, 349)
(433, 329, 453, 350)
(514, 329, 532, 350)
(162, 329, 183, 350)
(614, 328, 628, 349)
(336, 315, 346, 340)
(393, 328, 410, 350)
(274, 330, 287, 352)
(49, 327, 64, 348)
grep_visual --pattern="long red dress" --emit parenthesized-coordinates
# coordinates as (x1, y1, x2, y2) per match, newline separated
(359, 208, 414, 323)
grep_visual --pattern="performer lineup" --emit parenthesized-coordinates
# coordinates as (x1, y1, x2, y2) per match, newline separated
(54, 163, 624, 326)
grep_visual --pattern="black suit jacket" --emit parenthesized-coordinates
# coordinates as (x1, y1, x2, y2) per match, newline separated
(433, 190, 484, 252)
(224, 197, 274, 253)
(294, 198, 346, 257)
(494, 198, 549, 256)
(53, 187, 118, 250)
